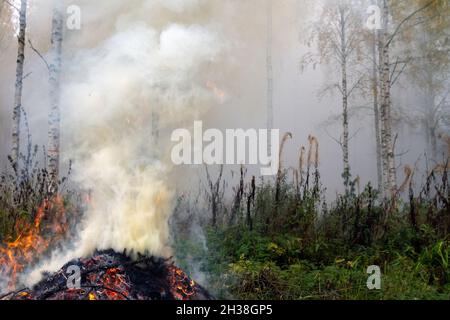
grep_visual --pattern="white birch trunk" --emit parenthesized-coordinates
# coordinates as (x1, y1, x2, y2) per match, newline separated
(372, 29, 383, 191)
(339, 7, 350, 190)
(47, 1, 64, 192)
(11, 0, 27, 173)
(379, 0, 397, 196)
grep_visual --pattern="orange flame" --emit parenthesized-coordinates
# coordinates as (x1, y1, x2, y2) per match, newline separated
(85, 267, 130, 300)
(102, 268, 130, 300)
(167, 265, 197, 300)
(206, 81, 226, 103)
(0, 196, 68, 290)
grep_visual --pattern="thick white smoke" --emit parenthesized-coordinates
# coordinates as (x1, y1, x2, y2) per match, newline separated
(65, 22, 221, 258)
(24, 0, 224, 285)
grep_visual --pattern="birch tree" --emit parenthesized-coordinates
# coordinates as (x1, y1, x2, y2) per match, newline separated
(378, 0, 396, 196)
(47, 0, 64, 193)
(376, 0, 445, 196)
(304, 1, 365, 191)
(11, 0, 27, 173)
(371, 28, 383, 190)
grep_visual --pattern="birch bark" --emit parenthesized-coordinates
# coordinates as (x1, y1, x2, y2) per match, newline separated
(11, 0, 28, 173)
(372, 30, 383, 190)
(339, 7, 350, 190)
(379, 0, 397, 196)
(47, 1, 64, 192)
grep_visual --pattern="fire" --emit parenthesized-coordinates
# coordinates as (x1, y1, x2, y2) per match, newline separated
(206, 81, 226, 103)
(102, 268, 130, 300)
(167, 264, 197, 300)
(85, 266, 131, 300)
(2, 250, 209, 300)
(0, 196, 68, 290)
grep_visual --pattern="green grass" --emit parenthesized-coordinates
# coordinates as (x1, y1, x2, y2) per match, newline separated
(171, 168, 450, 300)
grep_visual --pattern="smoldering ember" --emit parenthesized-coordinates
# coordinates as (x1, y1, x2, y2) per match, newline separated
(1, 0, 450, 302)
(1, 250, 213, 300)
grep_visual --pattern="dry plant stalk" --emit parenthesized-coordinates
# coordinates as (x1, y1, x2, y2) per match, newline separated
(299, 146, 306, 188)
(397, 165, 414, 194)
(205, 164, 224, 227)
(275, 133, 293, 204)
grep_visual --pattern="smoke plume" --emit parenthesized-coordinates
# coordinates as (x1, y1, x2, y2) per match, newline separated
(24, 0, 226, 285)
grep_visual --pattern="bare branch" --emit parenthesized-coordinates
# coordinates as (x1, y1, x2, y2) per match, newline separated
(21, 71, 32, 80)
(348, 127, 362, 142)
(348, 74, 365, 97)
(28, 39, 50, 72)
(390, 56, 400, 81)
(3, 0, 19, 12)
(386, 0, 437, 48)
(391, 60, 409, 86)
(324, 127, 342, 147)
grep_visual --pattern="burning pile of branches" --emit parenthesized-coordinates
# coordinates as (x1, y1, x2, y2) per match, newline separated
(0, 193, 211, 300)
(0, 196, 69, 290)
(1, 250, 212, 300)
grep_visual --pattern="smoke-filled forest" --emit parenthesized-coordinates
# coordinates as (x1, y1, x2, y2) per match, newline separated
(0, 0, 450, 301)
